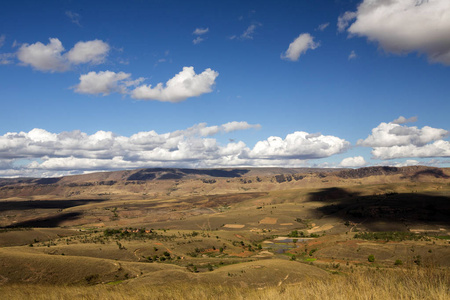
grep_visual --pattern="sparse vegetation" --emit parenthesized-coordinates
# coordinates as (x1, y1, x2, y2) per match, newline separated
(0, 167, 449, 299)
(354, 231, 425, 242)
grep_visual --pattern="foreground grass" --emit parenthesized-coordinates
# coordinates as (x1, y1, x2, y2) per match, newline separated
(1, 266, 449, 300)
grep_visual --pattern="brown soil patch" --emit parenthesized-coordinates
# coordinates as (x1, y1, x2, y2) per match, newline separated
(259, 217, 277, 225)
(224, 224, 245, 229)
(280, 223, 293, 226)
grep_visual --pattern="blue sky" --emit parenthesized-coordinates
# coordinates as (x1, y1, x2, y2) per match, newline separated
(0, 0, 449, 177)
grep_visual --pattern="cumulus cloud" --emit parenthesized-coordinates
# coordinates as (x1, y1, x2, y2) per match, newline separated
(371, 141, 450, 159)
(193, 28, 209, 35)
(394, 159, 420, 167)
(131, 67, 219, 102)
(17, 38, 69, 72)
(0, 124, 349, 176)
(248, 131, 350, 160)
(358, 122, 448, 148)
(74, 71, 132, 95)
(221, 121, 261, 133)
(392, 116, 418, 124)
(358, 118, 450, 160)
(281, 33, 319, 61)
(339, 0, 450, 65)
(66, 40, 110, 65)
(16, 38, 110, 72)
(340, 156, 367, 167)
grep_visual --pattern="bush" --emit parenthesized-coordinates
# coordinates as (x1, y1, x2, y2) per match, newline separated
(394, 259, 403, 266)
(368, 255, 375, 262)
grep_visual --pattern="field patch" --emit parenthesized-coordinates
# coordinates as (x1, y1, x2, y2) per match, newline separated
(223, 224, 245, 228)
(259, 217, 277, 225)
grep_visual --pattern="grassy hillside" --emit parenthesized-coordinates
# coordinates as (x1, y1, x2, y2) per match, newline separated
(0, 166, 449, 298)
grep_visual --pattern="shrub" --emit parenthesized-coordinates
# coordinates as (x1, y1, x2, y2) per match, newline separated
(394, 259, 403, 266)
(368, 255, 375, 262)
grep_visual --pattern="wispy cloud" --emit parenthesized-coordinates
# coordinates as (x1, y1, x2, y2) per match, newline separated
(65, 11, 81, 26)
(193, 36, 204, 44)
(316, 23, 329, 31)
(193, 27, 209, 35)
(0, 34, 5, 48)
(240, 23, 260, 40)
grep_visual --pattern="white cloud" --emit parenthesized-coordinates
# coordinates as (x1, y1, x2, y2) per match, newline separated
(340, 0, 450, 65)
(74, 71, 132, 95)
(392, 116, 418, 124)
(193, 37, 204, 44)
(358, 122, 448, 148)
(394, 159, 419, 167)
(66, 40, 110, 65)
(16, 38, 110, 72)
(248, 131, 350, 160)
(348, 50, 357, 60)
(17, 38, 69, 72)
(221, 121, 261, 133)
(316, 23, 330, 31)
(340, 156, 367, 167)
(281, 33, 319, 61)
(337, 11, 357, 32)
(193, 27, 209, 35)
(131, 67, 219, 102)
(371, 141, 450, 159)
(0, 124, 349, 176)
(358, 119, 450, 160)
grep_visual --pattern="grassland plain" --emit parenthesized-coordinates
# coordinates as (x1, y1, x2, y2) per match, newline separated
(0, 166, 449, 299)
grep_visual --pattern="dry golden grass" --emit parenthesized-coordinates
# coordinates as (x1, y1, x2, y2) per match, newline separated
(1, 266, 448, 300)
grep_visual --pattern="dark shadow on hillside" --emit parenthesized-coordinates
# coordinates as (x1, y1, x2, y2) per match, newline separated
(3, 212, 82, 228)
(127, 168, 250, 180)
(307, 188, 450, 231)
(412, 169, 449, 179)
(308, 187, 361, 202)
(0, 199, 106, 213)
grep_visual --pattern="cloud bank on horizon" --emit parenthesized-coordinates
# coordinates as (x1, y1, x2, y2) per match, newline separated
(0, 117, 449, 177)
